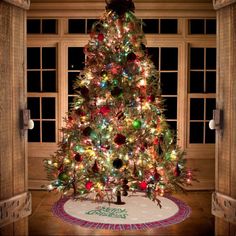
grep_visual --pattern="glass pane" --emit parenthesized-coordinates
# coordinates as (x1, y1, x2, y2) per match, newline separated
(206, 98, 216, 120)
(147, 47, 159, 70)
(27, 97, 40, 119)
(27, 19, 40, 34)
(160, 19, 177, 34)
(206, 48, 216, 69)
(42, 71, 56, 92)
(42, 19, 57, 34)
(68, 96, 75, 111)
(189, 19, 204, 34)
(205, 122, 215, 143)
(42, 97, 55, 119)
(161, 72, 177, 95)
(168, 121, 177, 133)
(161, 48, 178, 70)
(28, 121, 40, 142)
(206, 71, 216, 93)
(163, 97, 177, 119)
(42, 47, 56, 69)
(190, 48, 204, 69)
(206, 19, 216, 34)
(68, 19, 85, 34)
(87, 19, 98, 34)
(27, 71, 41, 92)
(27, 47, 40, 69)
(142, 19, 159, 34)
(42, 121, 55, 142)
(190, 98, 204, 120)
(68, 47, 85, 70)
(190, 71, 204, 93)
(190, 122, 204, 143)
(68, 72, 80, 95)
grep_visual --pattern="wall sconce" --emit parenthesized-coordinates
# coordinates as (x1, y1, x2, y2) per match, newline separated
(209, 109, 223, 130)
(21, 109, 34, 130)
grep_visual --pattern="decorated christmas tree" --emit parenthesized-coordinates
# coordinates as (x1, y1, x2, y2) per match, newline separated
(44, 0, 193, 205)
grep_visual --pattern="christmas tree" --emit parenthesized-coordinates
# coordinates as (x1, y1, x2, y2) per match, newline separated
(44, 0, 193, 205)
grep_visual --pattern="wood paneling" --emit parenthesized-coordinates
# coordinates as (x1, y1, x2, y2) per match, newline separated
(214, 2, 236, 236)
(0, 1, 29, 235)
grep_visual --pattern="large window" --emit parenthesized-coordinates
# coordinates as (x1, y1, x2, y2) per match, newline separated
(27, 11, 216, 189)
(188, 47, 216, 144)
(27, 46, 57, 143)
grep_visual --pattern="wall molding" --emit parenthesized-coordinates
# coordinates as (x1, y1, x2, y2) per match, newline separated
(213, 0, 236, 10)
(212, 192, 236, 224)
(3, 0, 30, 10)
(0, 192, 31, 228)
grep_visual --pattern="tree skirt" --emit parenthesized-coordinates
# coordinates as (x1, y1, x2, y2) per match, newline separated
(52, 192, 191, 230)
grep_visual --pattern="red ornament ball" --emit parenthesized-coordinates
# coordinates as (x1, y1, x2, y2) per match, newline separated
(153, 138, 159, 145)
(85, 180, 93, 190)
(74, 153, 83, 162)
(147, 95, 155, 102)
(97, 33, 105, 42)
(139, 181, 147, 191)
(99, 105, 110, 116)
(114, 133, 126, 145)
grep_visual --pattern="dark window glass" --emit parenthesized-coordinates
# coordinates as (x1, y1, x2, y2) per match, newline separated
(160, 19, 177, 34)
(206, 48, 216, 69)
(206, 98, 216, 120)
(205, 122, 215, 143)
(42, 98, 55, 119)
(190, 98, 204, 120)
(190, 71, 204, 93)
(42, 121, 55, 142)
(27, 19, 40, 34)
(27, 48, 40, 69)
(190, 122, 204, 143)
(142, 19, 159, 34)
(189, 19, 204, 34)
(68, 19, 85, 34)
(87, 19, 98, 33)
(42, 19, 57, 34)
(206, 71, 216, 93)
(147, 47, 159, 70)
(68, 96, 75, 111)
(161, 72, 177, 95)
(163, 97, 177, 119)
(68, 72, 80, 95)
(28, 121, 40, 142)
(27, 71, 41, 92)
(42, 71, 56, 92)
(190, 48, 204, 69)
(168, 121, 177, 133)
(27, 97, 40, 119)
(68, 47, 85, 70)
(42, 47, 56, 69)
(206, 19, 216, 34)
(161, 48, 178, 70)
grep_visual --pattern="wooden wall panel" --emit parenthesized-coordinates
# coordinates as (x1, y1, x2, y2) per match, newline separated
(214, 2, 236, 236)
(0, 1, 29, 235)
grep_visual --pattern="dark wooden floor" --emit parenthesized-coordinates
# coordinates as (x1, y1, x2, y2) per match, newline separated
(29, 190, 214, 236)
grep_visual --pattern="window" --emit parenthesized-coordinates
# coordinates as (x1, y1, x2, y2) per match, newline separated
(68, 47, 85, 110)
(27, 13, 216, 190)
(142, 19, 178, 34)
(68, 19, 98, 34)
(189, 19, 216, 34)
(188, 47, 216, 144)
(27, 19, 57, 34)
(148, 47, 178, 132)
(27, 46, 57, 143)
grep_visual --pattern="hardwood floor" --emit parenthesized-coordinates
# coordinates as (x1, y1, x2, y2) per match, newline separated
(29, 190, 214, 236)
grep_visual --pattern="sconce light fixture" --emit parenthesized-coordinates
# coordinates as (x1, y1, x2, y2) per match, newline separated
(209, 109, 223, 130)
